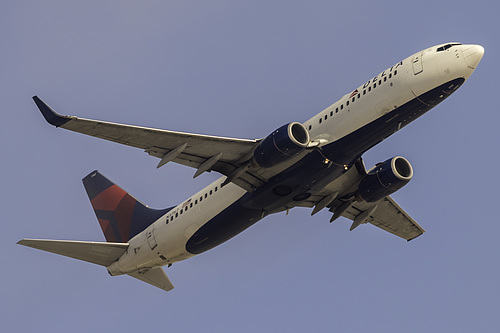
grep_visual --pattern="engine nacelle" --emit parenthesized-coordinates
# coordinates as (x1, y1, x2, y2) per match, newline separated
(357, 156, 413, 202)
(253, 122, 310, 168)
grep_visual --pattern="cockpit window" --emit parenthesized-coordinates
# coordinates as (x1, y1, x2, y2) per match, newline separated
(436, 43, 462, 52)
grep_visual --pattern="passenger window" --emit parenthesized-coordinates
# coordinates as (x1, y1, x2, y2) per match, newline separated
(330, 111, 333, 116)
(210, 190, 213, 195)
(308, 125, 312, 130)
(336, 107, 339, 113)
(319, 118, 322, 124)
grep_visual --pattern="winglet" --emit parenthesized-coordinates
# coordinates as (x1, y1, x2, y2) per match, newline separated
(33, 96, 71, 127)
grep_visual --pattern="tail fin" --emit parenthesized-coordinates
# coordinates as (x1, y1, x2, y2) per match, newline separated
(83, 171, 172, 243)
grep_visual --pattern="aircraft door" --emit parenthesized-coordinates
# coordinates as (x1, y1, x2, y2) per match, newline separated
(146, 226, 158, 250)
(412, 52, 423, 75)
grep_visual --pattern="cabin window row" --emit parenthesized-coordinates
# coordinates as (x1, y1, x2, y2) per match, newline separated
(308, 70, 398, 130)
(165, 185, 220, 224)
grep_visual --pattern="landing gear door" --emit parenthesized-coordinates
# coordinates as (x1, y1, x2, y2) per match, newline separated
(147, 226, 158, 250)
(412, 52, 423, 75)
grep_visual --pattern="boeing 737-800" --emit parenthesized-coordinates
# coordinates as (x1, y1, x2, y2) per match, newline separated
(18, 42, 484, 291)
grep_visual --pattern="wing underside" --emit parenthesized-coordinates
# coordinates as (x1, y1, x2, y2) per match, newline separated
(298, 158, 425, 241)
(330, 196, 425, 241)
(33, 96, 267, 191)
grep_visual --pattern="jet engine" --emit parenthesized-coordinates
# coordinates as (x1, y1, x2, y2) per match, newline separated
(253, 122, 310, 168)
(357, 156, 413, 202)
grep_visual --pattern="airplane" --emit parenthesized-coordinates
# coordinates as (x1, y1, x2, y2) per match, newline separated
(18, 42, 484, 292)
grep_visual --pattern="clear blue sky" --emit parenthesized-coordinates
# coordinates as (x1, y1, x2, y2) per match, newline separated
(2, 1, 498, 332)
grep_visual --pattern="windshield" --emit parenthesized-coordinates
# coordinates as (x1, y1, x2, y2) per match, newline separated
(436, 43, 462, 52)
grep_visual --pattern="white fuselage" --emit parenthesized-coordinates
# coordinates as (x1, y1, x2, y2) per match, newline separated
(108, 43, 483, 276)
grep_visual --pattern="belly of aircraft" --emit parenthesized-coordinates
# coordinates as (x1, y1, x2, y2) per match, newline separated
(185, 199, 264, 254)
(185, 78, 465, 256)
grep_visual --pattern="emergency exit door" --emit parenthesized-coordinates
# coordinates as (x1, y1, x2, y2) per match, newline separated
(412, 52, 423, 75)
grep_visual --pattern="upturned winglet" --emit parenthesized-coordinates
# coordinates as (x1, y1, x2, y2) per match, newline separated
(33, 96, 71, 127)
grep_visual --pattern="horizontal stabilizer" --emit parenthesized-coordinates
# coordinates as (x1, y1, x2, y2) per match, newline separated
(128, 267, 174, 292)
(17, 239, 128, 267)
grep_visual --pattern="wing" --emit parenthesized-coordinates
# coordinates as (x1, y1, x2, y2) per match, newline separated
(299, 158, 425, 241)
(329, 196, 425, 241)
(34, 96, 265, 191)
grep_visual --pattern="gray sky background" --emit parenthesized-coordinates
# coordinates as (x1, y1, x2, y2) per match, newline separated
(2, 1, 499, 332)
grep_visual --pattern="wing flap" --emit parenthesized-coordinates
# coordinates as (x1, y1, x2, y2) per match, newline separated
(17, 239, 129, 266)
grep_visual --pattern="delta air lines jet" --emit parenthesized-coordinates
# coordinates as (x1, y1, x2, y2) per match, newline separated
(18, 43, 484, 291)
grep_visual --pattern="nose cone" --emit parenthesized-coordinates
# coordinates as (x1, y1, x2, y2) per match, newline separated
(462, 44, 485, 69)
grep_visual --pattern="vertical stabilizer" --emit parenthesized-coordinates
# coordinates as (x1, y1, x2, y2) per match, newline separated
(82, 171, 172, 242)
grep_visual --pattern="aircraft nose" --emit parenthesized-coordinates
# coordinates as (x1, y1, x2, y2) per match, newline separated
(461, 44, 484, 69)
